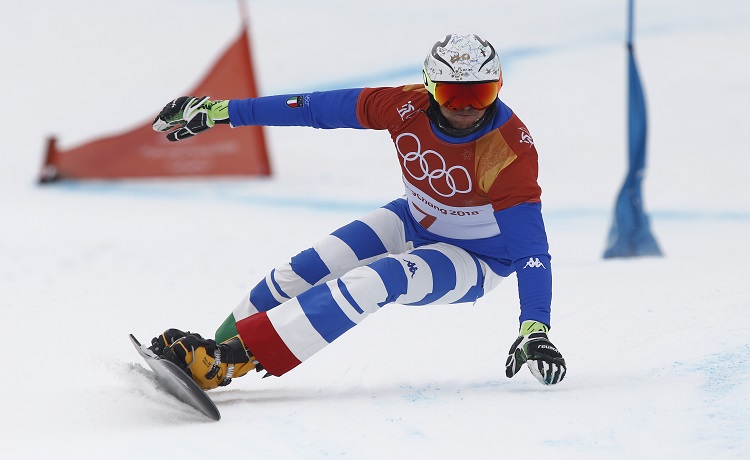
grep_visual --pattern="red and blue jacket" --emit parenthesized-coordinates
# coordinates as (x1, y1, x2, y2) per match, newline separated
(229, 85, 552, 327)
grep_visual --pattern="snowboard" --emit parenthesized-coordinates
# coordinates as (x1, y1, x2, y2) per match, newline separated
(129, 334, 221, 421)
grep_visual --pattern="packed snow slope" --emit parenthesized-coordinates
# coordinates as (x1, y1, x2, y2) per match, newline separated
(1, 1, 749, 459)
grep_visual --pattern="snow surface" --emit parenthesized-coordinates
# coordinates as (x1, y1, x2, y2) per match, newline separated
(2, 0, 750, 458)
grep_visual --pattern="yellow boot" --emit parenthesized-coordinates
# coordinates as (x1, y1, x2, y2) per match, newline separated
(165, 333, 261, 390)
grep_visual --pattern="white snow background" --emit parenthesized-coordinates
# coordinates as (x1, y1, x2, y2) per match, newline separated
(2, 0, 749, 458)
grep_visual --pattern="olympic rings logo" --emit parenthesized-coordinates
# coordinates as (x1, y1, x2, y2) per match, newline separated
(395, 132, 472, 197)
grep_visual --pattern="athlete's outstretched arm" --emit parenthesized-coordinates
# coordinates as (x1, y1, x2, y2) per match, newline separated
(229, 89, 366, 129)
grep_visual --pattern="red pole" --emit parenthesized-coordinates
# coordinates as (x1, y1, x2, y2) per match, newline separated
(38, 136, 60, 184)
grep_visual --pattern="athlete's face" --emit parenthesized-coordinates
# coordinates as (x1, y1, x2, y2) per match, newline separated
(438, 105, 486, 130)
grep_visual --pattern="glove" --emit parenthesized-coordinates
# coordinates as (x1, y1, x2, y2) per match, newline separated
(505, 320, 566, 385)
(163, 333, 260, 390)
(152, 96, 230, 142)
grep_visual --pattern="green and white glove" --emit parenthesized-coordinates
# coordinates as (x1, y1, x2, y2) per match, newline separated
(152, 96, 230, 142)
(505, 320, 566, 385)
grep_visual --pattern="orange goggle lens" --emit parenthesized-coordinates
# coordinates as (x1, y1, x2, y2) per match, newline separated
(433, 81, 500, 111)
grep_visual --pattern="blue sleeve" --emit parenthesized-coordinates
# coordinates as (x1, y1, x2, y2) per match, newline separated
(494, 202, 553, 328)
(228, 89, 365, 129)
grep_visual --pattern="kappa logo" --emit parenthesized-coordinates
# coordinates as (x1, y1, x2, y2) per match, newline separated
(403, 259, 418, 277)
(523, 257, 546, 269)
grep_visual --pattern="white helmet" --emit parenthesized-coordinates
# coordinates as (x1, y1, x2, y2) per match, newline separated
(423, 33, 502, 91)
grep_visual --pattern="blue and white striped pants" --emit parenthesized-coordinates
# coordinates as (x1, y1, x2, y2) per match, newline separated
(232, 199, 504, 372)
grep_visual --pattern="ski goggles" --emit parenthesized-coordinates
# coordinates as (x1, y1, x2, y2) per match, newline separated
(431, 81, 501, 111)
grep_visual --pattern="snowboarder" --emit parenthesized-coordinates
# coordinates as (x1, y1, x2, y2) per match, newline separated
(149, 33, 567, 390)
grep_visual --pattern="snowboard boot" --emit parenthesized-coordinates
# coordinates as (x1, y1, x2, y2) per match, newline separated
(163, 333, 262, 390)
(148, 328, 189, 356)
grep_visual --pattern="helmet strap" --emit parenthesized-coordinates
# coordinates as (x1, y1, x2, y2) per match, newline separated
(425, 96, 497, 138)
